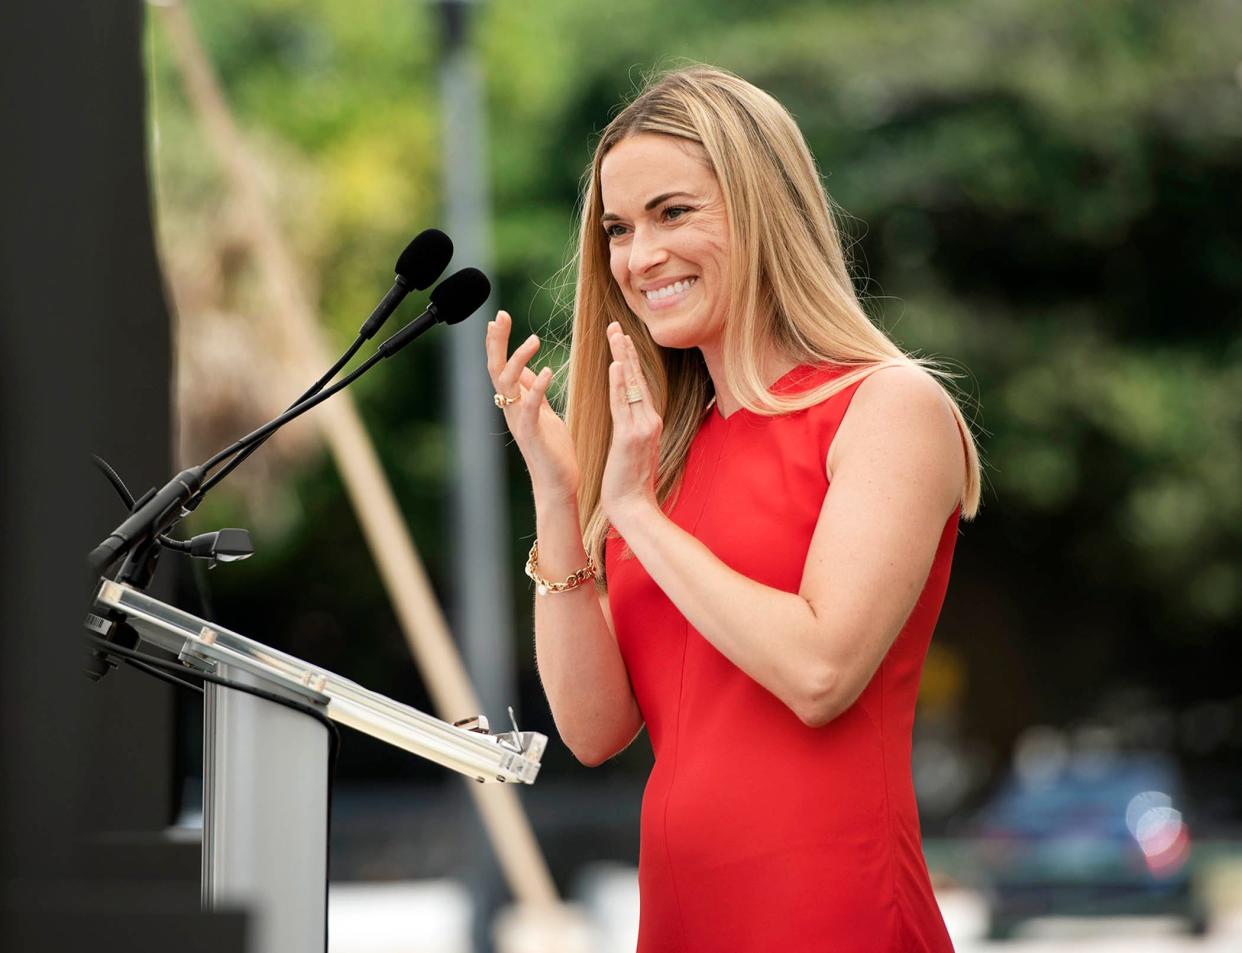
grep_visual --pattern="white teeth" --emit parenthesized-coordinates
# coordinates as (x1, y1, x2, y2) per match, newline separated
(643, 277, 696, 301)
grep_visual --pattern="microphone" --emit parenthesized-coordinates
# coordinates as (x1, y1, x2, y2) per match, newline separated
(87, 267, 492, 578)
(360, 228, 453, 340)
(377, 266, 490, 357)
(188, 230, 453, 508)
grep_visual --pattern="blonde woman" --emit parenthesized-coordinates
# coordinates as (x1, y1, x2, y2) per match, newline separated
(485, 65, 980, 952)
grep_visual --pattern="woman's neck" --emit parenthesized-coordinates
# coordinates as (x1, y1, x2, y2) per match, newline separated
(699, 343, 799, 420)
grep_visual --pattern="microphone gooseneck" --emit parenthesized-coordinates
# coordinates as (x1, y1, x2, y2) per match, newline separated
(192, 231, 455, 508)
(200, 267, 491, 475)
(89, 254, 489, 579)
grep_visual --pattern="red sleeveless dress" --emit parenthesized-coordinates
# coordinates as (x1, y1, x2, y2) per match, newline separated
(605, 362, 960, 953)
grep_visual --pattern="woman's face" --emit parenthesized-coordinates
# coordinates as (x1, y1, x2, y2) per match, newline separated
(599, 133, 731, 351)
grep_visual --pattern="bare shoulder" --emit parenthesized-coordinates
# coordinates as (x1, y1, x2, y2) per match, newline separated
(826, 364, 963, 503)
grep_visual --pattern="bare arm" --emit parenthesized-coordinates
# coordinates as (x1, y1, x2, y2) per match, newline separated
(485, 310, 642, 766)
(531, 485, 643, 766)
(606, 362, 965, 726)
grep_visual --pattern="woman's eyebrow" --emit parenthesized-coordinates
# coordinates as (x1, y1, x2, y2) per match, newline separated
(601, 191, 697, 224)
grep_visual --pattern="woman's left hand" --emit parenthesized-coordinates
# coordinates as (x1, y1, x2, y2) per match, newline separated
(601, 321, 663, 530)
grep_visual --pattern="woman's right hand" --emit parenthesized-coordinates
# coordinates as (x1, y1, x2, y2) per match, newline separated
(485, 310, 580, 500)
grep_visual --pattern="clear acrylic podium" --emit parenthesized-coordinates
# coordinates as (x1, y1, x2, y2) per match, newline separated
(91, 578, 547, 953)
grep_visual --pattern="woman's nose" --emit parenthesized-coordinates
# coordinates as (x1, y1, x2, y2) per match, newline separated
(628, 226, 669, 275)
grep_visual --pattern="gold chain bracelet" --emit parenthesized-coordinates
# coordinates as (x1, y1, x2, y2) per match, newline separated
(524, 540, 597, 596)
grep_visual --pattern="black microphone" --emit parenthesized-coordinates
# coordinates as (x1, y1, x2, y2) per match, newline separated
(187, 230, 454, 508)
(87, 266, 492, 579)
(195, 267, 490, 475)
(378, 266, 490, 357)
(359, 228, 453, 339)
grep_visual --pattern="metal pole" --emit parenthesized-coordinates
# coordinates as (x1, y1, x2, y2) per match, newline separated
(437, 4, 517, 950)
(202, 667, 330, 953)
(437, 2, 513, 724)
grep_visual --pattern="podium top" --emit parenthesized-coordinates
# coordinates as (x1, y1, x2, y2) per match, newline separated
(92, 580, 545, 784)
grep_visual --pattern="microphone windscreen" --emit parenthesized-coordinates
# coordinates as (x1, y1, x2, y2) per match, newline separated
(430, 268, 492, 325)
(396, 229, 453, 290)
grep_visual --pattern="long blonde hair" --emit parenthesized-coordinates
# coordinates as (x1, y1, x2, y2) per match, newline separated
(563, 65, 983, 588)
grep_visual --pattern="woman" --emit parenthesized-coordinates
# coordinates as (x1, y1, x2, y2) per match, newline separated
(485, 65, 981, 953)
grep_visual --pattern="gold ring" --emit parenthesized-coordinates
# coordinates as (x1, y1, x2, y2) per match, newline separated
(494, 392, 520, 407)
(624, 387, 643, 404)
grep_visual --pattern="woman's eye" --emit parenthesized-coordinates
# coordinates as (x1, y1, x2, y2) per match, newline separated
(664, 206, 691, 221)
(605, 224, 627, 239)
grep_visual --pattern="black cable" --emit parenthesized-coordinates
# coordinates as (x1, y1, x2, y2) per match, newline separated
(91, 453, 137, 508)
(122, 656, 204, 694)
(86, 633, 338, 953)
(91, 453, 190, 552)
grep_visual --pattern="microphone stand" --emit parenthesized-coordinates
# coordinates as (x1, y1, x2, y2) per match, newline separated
(83, 318, 408, 673)
(84, 266, 488, 679)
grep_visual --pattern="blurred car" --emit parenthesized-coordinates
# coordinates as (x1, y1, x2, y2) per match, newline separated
(970, 751, 1207, 939)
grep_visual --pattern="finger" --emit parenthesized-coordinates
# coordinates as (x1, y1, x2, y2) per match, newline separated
(485, 311, 512, 381)
(607, 322, 627, 368)
(606, 324, 639, 422)
(611, 334, 645, 424)
(498, 333, 541, 395)
(609, 359, 633, 426)
(615, 335, 636, 420)
(609, 326, 644, 423)
(623, 335, 656, 423)
(522, 366, 554, 423)
(623, 335, 649, 392)
(498, 363, 544, 425)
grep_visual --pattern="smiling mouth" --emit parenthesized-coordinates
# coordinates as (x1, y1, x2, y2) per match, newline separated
(642, 277, 698, 303)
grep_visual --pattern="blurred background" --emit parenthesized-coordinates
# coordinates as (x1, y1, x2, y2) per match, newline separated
(4, 0, 1239, 950)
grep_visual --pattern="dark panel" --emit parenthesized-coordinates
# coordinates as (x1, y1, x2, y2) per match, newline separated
(0, 0, 238, 948)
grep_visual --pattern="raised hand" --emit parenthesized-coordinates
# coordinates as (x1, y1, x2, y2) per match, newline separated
(600, 321, 663, 526)
(485, 310, 580, 501)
